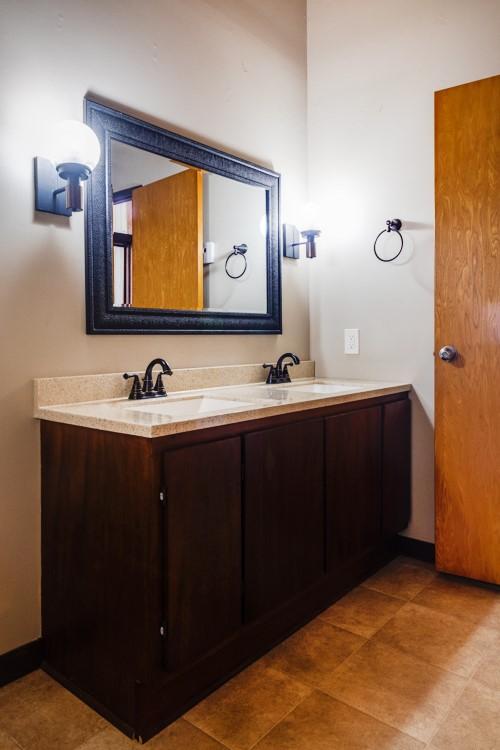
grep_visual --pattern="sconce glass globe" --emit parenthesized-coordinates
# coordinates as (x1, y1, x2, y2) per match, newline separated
(51, 121, 101, 172)
(298, 201, 320, 232)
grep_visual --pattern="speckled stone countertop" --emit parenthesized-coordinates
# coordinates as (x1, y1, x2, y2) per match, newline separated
(34, 363, 410, 438)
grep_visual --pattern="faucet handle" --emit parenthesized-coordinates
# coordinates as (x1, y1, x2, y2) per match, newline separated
(153, 372, 167, 396)
(282, 363, 295, 383)
(123, 373, 144, 400)
(263, 363, 278, 384)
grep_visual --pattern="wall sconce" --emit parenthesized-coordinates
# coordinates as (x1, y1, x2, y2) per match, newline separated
(283, 225, 321, 259)
(34, 121, 101, 216)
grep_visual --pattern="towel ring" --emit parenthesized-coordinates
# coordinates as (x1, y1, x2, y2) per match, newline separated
(225, 244, 248, 279)
(373, 219, 403, 262)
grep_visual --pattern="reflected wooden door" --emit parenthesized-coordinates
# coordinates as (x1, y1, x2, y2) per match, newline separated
(132, 168, 203, 310)
(435, 75, 500, 584)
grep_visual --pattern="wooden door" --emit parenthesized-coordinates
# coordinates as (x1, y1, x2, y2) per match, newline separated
(163, 438, 242, 671)
(435, 75, 500, 584)
(244, 420, 324, 621)
(132, 168, 203, 310)
(325, 407, 382, 569)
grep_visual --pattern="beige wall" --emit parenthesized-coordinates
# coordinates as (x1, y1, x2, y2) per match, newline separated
(307, 0, 500, 542)
(0, 0, 308, 655)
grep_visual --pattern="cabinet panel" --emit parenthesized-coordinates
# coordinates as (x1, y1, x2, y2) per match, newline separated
(326, 407, 382, 569)
(383, 399, 411, 536)
(163, 437, 242, 671)
(244, 420, 324, 621)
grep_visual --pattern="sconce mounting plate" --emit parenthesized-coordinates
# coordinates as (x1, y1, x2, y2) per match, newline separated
(283, 223, 301, 259)
(34, 157, 72, 217)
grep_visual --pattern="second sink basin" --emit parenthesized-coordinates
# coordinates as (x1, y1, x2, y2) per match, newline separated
(287, 383, 365, 395)
(127, 395, 254, 419)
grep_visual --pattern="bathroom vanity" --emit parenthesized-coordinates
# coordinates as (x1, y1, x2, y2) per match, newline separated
(37, 372, 411, 741)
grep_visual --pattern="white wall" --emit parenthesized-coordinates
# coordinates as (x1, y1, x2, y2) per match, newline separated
(0, 0, 308, 655)
(203, 173, 267, 312)
(307, 0, 500, 541)
(111, 141, 187, 192)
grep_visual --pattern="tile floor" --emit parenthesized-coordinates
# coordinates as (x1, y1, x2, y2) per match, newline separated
(1, 557, 500, 749)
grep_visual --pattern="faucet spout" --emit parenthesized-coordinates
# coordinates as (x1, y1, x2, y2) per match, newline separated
(276, 352, 301, 371)
(124, 358, 173, 400)
(143, 358, 173, 394)
(263, 352, 300, 384)
(144, 357, 173, 378)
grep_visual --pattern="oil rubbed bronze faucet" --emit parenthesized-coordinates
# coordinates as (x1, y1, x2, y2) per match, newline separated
(123, 357, 173, 400)
(263, 352, 300, 384)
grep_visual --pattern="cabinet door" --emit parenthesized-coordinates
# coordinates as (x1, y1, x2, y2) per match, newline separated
(325, 407, 382, 569)
(382, 399, 411, 537)
(163, 437, 242, 671)
(244, 419, 324, 622)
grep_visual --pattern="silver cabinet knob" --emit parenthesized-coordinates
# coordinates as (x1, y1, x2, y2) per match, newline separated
(438, 345, 458, 362)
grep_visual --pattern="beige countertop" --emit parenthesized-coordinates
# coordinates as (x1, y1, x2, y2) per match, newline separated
(34, 376, 411, 438)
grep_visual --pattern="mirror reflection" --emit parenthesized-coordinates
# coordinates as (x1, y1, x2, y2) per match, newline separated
(111, 140, 268, 314)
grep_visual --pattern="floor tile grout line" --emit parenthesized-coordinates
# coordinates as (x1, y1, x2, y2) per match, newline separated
(193, 723, 234, 750)
(246, 690, 314, 750)
(184, 686, 313, 750)
(315, 615, 392, 640)
(316, 688, 426, 746)
(71, 726, 129, 750)
(366, 603, 500, 681)
(361, 579, 436, 603)
(8, 562, 498, 749)
(424, 666, 473, 747)
(0, 673, 109, 750)
(398, 590, 500, 633)
(196, 572, 474, 748)
(2, 732, 24, 750)
(360, 583, 411, 602)
(317, 688, 428, 745)
(424, 665, 500, 746)
(322, 608, 460, 684)
(311, 686, 427, 747)
(317, 591, 408, 641)
(314, 633, 472, 745)
(319, 586, 500, 686)
(351, 632, 472, 682)
(182, 715, 234, 749)
(248, 683, 436, 750)
(185, 637, 405, 750)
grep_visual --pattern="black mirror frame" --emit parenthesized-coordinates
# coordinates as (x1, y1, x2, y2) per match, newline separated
(84, 98, 282, 334)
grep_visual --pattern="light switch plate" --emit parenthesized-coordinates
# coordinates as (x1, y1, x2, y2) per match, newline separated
(344, 328, 360, 355)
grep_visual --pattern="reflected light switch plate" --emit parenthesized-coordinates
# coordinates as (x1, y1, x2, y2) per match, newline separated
(344, 329, 360, 354)
(203, 242, 215, 264)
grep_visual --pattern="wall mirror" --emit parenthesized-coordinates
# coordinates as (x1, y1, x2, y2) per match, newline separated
(85, 99, 281, 333)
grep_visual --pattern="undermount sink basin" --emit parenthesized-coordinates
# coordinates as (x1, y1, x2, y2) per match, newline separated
(288, 383, 365, 395)
(127, 396, 254, 418)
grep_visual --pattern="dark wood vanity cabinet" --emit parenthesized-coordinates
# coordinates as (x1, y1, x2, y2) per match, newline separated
(325, 406, 382, 569)
(162, 438, 242, 672)
(244, 420, 325, 621)
(41, 392, 411, 741)
(382, 399, 411, 537)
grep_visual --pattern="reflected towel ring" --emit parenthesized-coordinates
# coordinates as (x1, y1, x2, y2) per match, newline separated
(225, 243, 248, 279)
(373, 219, 403, 262)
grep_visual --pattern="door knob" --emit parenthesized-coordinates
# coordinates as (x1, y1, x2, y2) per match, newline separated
(438, 345, 458, 362)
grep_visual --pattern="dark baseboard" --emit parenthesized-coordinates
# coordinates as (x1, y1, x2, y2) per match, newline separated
(0, 638, 43, 688)
(396, 535, 435, 563)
